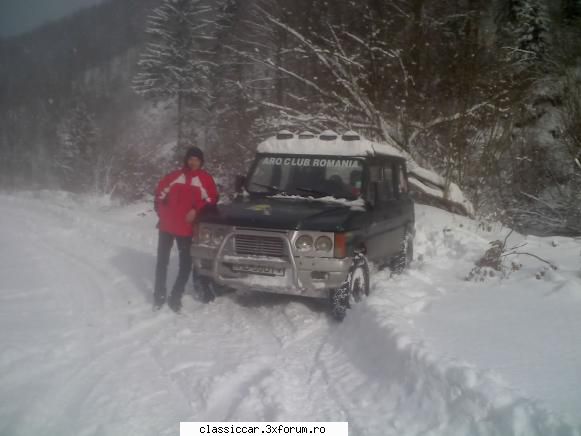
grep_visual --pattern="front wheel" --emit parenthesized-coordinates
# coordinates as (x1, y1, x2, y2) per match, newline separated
(193, 276, 231, 303)
(329, 254, 370, 321)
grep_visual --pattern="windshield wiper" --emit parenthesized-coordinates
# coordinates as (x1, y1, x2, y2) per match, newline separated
(295, 187, 332, 197)
(248, 182, 282, 194)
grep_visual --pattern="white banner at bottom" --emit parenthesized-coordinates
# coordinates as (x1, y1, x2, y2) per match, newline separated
(181, 422, 348, 436)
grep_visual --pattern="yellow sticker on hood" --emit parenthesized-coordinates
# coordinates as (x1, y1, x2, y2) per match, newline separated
(247, 204, 272, 215)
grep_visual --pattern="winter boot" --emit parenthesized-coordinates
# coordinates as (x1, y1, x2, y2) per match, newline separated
(195, 277, 216, 303)
(168, 292, 183, 313)
(153, 294, 166, 311)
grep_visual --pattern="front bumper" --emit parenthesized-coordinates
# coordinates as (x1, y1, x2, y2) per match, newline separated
(191, 229, 351, 298)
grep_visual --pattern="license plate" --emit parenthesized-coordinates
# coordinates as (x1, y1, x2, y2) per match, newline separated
(231, 264, 285, 276)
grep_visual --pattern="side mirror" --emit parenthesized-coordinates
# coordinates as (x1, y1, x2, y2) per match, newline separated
(234, 175, 246, 193)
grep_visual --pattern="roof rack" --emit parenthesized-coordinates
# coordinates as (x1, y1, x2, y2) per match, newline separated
(276, 130, 294, 140)
(298, 131, 315, 139)
(319, 130, 338, 141)
(342, 130, 360, 141)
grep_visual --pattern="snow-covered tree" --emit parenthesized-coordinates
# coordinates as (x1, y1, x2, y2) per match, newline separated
(229, 0, 509, 195)
(133, 0, 216, 151)
(561, 73, 581, 161)
(501, 0, 550, 65)
(56, 103, 99, 192)
(515, 1, 550, 57)
(205, 0, 259, 161)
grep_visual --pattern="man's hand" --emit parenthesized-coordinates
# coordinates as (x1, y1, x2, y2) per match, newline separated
(185, 209, 197, 224)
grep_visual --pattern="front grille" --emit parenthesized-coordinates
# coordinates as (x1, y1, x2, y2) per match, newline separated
(234, 234, 286, 258)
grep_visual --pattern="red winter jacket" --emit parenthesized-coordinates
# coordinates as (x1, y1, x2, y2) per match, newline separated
(154, 168, 218, 237)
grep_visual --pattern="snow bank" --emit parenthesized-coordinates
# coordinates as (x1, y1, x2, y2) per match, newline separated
(407, 162, 474, 217)
(398, 206, 581, 433)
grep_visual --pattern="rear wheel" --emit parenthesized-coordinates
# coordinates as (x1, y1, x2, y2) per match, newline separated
(329, 254, 369, 321)
(391, 229, 414, 274)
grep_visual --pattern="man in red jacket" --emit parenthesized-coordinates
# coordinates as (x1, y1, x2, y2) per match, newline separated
(153, 146, 218, 312)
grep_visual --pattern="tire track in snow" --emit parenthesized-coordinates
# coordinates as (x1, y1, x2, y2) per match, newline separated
(0, 203, 193, 435)
(1, 193, 577, 436)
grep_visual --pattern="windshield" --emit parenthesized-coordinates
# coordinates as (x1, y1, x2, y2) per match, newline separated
(246, 155, 364, 200)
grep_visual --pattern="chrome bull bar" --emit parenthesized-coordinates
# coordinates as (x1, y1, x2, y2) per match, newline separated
(212, 231, 304, 290)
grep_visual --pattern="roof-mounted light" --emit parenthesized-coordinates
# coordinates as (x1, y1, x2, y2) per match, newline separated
(319, 130, 338, 141)
(342, 130, 361, 141)
(276, 130, 294, 140)
(298, 131, 315, 139)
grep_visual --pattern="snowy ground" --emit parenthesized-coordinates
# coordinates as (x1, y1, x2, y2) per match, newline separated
(0, 191, 580, 436)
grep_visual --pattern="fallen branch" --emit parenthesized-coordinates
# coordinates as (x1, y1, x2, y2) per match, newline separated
(502, 229, 514, 250)
(502, 251, 558, 270)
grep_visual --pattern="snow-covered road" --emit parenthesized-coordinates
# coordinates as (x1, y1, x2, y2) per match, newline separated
(0, 192, 580, 436)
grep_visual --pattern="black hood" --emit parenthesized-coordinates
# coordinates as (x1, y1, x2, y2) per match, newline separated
(199, 196, 367, 232)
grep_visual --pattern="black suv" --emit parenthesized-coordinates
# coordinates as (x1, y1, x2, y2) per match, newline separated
(191, 130, 415, 320)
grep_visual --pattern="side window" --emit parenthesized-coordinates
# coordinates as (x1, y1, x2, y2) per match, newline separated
(367, 163, 396, 204)
(369, 166, 382, 182)
(367, 165, 381, 203)
(379, 164, 394, 201)
(397, 162, 408, 194)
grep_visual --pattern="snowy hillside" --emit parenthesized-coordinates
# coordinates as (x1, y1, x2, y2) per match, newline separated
(0, 192, 580, 436)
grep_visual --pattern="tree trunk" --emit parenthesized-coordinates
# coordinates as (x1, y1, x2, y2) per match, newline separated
(177, 91, 184, 151)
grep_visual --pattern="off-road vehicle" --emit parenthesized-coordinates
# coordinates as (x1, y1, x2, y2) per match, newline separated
(191, 130, 414, 320)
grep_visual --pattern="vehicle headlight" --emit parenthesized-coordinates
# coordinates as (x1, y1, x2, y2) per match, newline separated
(295, 235, 313, 251)
(199, 226, 213, 245)
(212, 229, 227, 246)
(315, 236, 333, 252)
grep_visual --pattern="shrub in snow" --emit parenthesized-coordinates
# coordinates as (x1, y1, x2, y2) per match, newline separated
(535, 266, 553, 280)
(467, 230, 556, 281)
(466, 240, 507, 281)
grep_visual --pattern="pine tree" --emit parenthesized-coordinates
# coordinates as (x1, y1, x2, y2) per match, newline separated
(56, 103, 99, 192)
(509, 0, 550, 63)
(206, 0, 257, 160)
(133, 0, 216, 151)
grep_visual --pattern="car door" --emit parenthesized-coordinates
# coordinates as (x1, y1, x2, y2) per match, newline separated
(364, 160, 401, 262)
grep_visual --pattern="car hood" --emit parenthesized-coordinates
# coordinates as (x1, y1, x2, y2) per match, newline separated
(198, 196, 366, 232)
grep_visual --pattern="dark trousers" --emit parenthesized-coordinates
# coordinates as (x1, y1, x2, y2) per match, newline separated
(154, 231, 194, 302)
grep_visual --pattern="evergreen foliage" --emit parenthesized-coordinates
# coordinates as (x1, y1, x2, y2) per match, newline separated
(512, 0, 550, 63)
(56, 103, 99, 192)
(133, 0, 216, 151)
